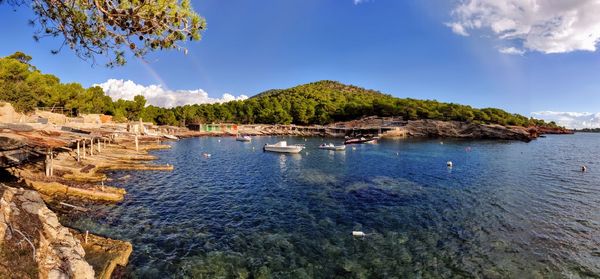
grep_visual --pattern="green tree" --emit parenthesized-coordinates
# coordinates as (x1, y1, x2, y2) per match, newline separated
(0, 55, 563, 130)
(8, 51, 32, 65)
(4, 0, 206, 66)
(157, 110, 178, 126)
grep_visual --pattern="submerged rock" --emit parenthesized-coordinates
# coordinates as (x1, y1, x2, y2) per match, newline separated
(0, 185, 94, 279)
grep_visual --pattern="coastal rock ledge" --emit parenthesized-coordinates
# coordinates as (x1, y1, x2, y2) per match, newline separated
(399, 120, 536, 141)
(0, 184, 94, 279)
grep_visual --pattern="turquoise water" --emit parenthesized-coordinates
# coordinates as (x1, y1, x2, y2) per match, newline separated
(62, 134, 600, 278)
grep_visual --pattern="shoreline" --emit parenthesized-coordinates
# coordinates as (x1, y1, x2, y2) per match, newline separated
(0, 117, 573, 277)
(0, 127, 174, 278)
(178, 119, 573, 142)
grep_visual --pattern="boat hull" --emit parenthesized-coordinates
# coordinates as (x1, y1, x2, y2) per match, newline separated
(319, 145, 346, 151)
(264, 146, 304, 153)
(344, 139, 375, 145)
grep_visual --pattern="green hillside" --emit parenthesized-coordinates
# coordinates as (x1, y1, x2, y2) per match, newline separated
(177, 80, 555, 127)
(0, 52, 557, 128)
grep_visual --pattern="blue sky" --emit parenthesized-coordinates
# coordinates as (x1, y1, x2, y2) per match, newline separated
(2, 0, 600, 127)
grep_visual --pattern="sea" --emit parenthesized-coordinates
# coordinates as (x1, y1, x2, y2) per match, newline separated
(61, 134, 600, 278)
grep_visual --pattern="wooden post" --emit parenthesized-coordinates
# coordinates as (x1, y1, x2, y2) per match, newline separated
(135, 135, 139, 152)
(89, 139, 93, 156)
(49, 148, 53, 177)
(85, 230, 89, 244)
(76, 140, 80, 162)
(45, 148, 50, 177)
(97, 138, 101, 153)
(82, 141, 86, 160)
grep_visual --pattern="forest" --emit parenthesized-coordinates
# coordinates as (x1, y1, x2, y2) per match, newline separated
(0, 52, 558, 128)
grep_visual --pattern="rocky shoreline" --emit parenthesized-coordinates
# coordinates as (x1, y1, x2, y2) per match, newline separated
(0, 128, 173, 278)
(234, 119, 573, 142)
(0, 116, 573, 277)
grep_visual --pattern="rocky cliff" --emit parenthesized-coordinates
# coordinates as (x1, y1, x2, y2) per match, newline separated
(390, 119, 536, 141)
(0, 184, 94, 279)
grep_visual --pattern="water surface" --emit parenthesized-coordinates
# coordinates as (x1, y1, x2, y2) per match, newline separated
(62, 134, 600, 278)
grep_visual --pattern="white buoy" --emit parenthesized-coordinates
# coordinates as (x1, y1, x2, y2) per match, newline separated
(352, 231, 366, 237)
(440, 141, 444, 145)
(218, 139, 221, 142)
(581, 165, 587, 172)
(352, 147, 357, 150)
(447, 161, 453, 167)
(396, 152, 399, 156)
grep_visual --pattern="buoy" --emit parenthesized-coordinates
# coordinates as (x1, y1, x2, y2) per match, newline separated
(447, 161, 453, 167)
(203, 153, 211, 158)
(440, 141, 444, 145)
(352, 147, 357, 150)
(581, 165, 587, 172)
(396, 152, 399, 156)
(352, 231, 366, 237)
(218, 139, 221, 142)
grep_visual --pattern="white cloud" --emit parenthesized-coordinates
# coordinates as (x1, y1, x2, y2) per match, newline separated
(353, 0, 368, 5)
(94, 79, 248, 108)
(446, 22, 469, 36)
(498, 46, 525, 55)
(448, 0, 600, 54)
(531, 111, 600, 129)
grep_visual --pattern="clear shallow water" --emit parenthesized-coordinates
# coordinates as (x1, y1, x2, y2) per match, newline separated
(62, 134, 600, 278)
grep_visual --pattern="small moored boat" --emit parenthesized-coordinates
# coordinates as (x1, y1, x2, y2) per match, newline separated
(236, 135, 252, 142)
(263, 141, 304, 153)
(163, 134, 178, 140)
(319, 143, 346, 151)
(344, 137, 377, 145)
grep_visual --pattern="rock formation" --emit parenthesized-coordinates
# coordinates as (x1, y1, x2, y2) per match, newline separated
(0, 185, 94, 279)
(399, 120, 535, 141)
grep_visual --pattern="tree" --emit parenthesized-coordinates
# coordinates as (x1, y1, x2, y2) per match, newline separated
(0, 54, 564, 129)
(157, 110, 178, 125)
(4, 0, 206, 66)
(7, 51, 32, 65)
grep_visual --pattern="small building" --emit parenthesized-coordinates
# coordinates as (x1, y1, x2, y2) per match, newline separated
(186, 123, 238, 133)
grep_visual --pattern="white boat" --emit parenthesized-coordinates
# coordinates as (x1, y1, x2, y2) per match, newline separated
(263, 141, 304, 153)
(319, 143, 346, 151)
(163, 134, 178, 140)
(236, 135, 252, 142)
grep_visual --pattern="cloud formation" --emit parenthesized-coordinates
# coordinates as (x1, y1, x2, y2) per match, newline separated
(531, 111, 600, 129)
(498, 47, 525, 55)
(95, 79, 248, 108)
(353, 0, 368, 5)
(448, 0, 600, 54)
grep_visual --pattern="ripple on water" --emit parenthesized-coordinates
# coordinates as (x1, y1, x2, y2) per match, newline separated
(59, 135, 600, 278)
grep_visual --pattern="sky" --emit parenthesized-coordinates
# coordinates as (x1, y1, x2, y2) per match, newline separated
(2, 0, 600, 128)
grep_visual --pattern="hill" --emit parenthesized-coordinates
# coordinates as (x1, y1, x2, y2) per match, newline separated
(195, 80, 557, 128)
(0, 52, 558, 129)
